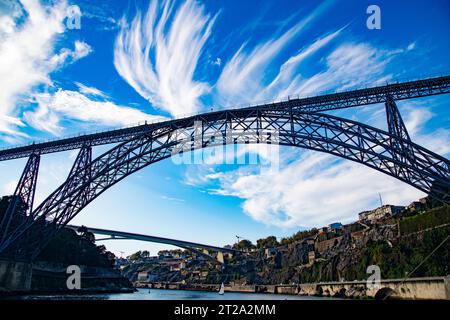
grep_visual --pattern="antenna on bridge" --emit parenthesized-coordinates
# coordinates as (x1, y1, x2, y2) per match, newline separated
(378, 193, 383, 207)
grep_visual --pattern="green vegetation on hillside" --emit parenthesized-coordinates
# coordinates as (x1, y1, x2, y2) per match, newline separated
(298, 226, 450, 283)
(400, 206, 450, 235)
(280, 229, 318, 246)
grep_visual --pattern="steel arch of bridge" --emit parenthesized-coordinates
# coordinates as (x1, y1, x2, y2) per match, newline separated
(1, 76, 450, 259)
(3, 105, 450, 259)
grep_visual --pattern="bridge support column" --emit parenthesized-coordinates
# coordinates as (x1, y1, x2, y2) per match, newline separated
(29, 144, 92, 260)
(385, 94, 410, 141)
(57, 144, 92, 223)
(385, 96, 449, 203)
(384, 95, 415, 179)
(67, 144, 92, 180)
(0, 153, 40, 251)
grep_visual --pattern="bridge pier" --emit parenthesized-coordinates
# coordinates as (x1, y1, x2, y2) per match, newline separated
(0, 259, 32, 293)
(0, 153, 40, 257)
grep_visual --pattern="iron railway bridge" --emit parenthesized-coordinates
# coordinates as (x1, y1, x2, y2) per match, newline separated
(0, 75, 449, 260)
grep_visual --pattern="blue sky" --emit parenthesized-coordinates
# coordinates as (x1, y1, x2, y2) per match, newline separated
(0, 0, 449, 256)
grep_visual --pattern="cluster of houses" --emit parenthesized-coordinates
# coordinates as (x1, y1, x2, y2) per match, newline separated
(357, 197, 428, 224)
(262, 221, 345, 266)
(263, 197, 430, 267)
(133, 251, 210, 282)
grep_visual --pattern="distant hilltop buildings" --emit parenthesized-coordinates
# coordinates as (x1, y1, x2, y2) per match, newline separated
(258, 197, 436, 268)
(358, 205, 405, 223)
(358, 197, 428, 224)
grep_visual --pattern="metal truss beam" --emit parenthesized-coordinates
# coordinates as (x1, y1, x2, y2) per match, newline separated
(0, 75, 449, 161)
(0, 146, 92, 258)
(28, 145, 92, 259)
(0, 153, 40, 250)
(1, 107, 449, 259)
(385, 94, 415, 178)
(385, 94, 410, 141)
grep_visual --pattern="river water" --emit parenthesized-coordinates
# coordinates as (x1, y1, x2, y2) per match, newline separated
(14, 288, 328, 300)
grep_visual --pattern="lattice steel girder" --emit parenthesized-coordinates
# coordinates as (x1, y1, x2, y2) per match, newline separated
(0, 153, 40, 248)
(0, 146, 93, 258)
(385, 94, 410, 141)
(1, 107, 449, 259)
(0, 76, 449, 161)
(384, 95, 416, 179)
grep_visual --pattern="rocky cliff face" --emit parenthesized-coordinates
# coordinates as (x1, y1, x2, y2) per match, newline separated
(251, 223, 402, 285)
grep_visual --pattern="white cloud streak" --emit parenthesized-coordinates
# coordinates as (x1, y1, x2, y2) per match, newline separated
(75, 82, 108, 99)
(24, 88, 166, 135)
(0, 1, 162, 140)
(402, 103, 450, 155)
(0, 0, 88, 136)
(114, 0, 217, 116)
(215, 5, 338, 106)
(296, 43, 394, 95)
(206, 151, 423, 228)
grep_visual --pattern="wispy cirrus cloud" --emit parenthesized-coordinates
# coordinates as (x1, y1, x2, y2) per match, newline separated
(24, 87, 166, 135)
(402, 101, 450, 155)
(215, 4, 339, 106)
(205, 151, 423, 228)
(161, 195, 185, 203)
(114, 0, 217, 116)
(50, 40, 92, 68)
(0, 0, 164, 141)
(0, 0, 91, 136)
(74, 82, 108, 99)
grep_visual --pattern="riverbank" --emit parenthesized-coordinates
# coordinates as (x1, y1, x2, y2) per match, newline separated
(0, 260, 134, 297)
(0, 225, 135, 297)
(135, 276, 450, 300)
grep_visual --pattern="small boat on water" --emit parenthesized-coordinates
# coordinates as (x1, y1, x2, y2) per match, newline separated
(218, 282, 225, 295)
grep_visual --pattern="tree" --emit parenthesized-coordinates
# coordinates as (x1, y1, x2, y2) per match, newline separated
(280, 228, 318, 245)
(129, 251, 142, 262)
(158, 250, 170, 257)
(256, 236, 279, 249)
(234, 239, 255, 251)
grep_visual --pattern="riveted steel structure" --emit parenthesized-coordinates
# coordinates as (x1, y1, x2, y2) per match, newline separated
(0, 154, 40, 247)
(0, 75, 449, 260)
(0, 75, 449, 162)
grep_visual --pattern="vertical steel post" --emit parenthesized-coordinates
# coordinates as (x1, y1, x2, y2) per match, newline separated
(385, 94, 410, 141)
(0, 153, 40, 247)
(28, 144, 92, 260)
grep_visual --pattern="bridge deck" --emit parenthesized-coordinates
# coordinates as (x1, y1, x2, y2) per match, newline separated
(66, 225, 238, 254)
(0, 75, 449, 161)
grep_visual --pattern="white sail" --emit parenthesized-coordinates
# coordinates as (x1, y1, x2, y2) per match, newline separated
(218, 282, 225, 295)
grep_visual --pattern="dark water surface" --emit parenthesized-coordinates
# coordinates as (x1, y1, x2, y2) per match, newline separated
(15, 288, 332, 300)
